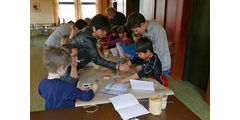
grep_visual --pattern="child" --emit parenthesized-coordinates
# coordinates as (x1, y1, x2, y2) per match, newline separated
(126, 12, 171, 77)
(114, 37, 168, 87)
(61, 44, 79, 86)
(102, 25, 132, 47)
(101, 25, 119, 49)
(39, 46, 98, 110)
(118, 32, 141, 60)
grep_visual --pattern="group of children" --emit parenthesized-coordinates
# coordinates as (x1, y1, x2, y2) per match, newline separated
(39, 12, 170, 110)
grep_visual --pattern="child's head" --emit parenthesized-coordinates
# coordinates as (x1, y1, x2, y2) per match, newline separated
(43, 46, 72, 76)
(90, 14, 110, 39)
(117, 25, 128, 39)
(132, 32, 141, 43)
(61, 44, 78, 62)
(75, 19, 88, 30)
(135, 37, 153, 60)
(126, 12, 146, 35)
(111, 25, 119, 37)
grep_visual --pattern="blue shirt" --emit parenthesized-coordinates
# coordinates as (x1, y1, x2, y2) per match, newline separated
(120, 43, 136, 60)
(38, 78, 95, 110)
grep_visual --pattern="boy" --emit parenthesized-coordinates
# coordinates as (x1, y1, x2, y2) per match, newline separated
(126, 12, 171, 77)
(38, 46, 98, 110)
(114, 37, 168, 87)
(71, 14, 129, 72)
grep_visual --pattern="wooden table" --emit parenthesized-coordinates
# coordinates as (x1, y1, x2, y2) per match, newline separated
(75, 56, 174, 107)
(31, 95, 201, 120)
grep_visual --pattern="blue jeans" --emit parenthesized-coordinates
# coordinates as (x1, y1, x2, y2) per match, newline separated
(163, 70, 169, 77)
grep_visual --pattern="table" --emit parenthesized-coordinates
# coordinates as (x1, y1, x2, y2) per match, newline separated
(75, 56, 174, 107)
(31, 95, 201, 120)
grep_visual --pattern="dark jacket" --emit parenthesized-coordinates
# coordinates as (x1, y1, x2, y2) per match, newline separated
(110, 12, 126, 26)
(71, 28, 117, 70)
(131, 53, 163, 84)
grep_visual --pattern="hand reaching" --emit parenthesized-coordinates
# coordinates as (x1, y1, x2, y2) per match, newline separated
(91, 84, 98, 93)
(119, 64, 130, 72)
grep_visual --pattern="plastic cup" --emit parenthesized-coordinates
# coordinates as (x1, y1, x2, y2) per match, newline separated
(161, 95, 168, 109)
(104, 50, 109, 59)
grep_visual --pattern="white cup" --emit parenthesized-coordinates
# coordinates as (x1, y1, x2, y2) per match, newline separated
(161, 95, 168, 109)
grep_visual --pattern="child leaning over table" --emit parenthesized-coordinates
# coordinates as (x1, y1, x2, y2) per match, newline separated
(114, 37, 168, 87)
(61, 43, 79, 86)
(38, 46, 98, 110)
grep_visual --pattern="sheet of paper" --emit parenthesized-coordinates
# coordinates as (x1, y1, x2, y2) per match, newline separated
(85, 62, 98, 67)
(130, 79, 155, 91)
(117, 104, 150, 120)
(100, 82, 128, 95)
(109, 93, 139, 110)
(116, 44, 125, 58)
(109, 93, 149, 120)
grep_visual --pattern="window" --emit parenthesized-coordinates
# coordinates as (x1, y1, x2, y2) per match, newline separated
(81, 0, 96, 19)
(58, 0, 96, 23)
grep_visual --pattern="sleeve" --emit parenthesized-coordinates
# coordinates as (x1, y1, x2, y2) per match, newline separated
(131, 56, 145, 65)
(120, 43, 135, 51)
(84, 38, 117, 70)
(137, 61, 154, 78)
(104, 38, 120, 46)
(62, 67, 79, 87)
(65, 87, 95, 101)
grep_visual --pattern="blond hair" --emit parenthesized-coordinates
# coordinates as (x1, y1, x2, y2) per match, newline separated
(60, 35, 70, 46)
(105, 7, 116, 14)
(43, 46, 71, 73)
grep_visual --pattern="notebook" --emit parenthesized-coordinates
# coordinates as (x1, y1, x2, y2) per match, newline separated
(109, 93, 150, 120)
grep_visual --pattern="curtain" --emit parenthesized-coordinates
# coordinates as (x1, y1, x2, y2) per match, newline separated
(52, 0, 60, 26)
(74, 0, 82, 21)
(96, 0, 111, 15)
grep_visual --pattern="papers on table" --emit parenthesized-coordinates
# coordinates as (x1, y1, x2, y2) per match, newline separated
(109, 93, 149, 120)
(100, 82, 128, 95)
(116, 44, 125, 58)
(130, 79, 155, 91)
(85, 62, 98, 67)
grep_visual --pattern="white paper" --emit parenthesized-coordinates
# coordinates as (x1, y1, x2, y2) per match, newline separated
(130, 79, 155, 91)
(109, 93, 149, 120)
(116, 44, 125, 58)
(110, 47, 119, 56)
(117, 104, 149, 120)
(85, 62, 97, 67)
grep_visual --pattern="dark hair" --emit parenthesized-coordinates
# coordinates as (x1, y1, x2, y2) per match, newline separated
(135, 37, 153, 53)
(111, 25, 119, 34)
(43, 46, 71, 73)
(90, 14, 110, 33)
(62, 44, 78, 53)
(117, 25, 128, 34)
(75, 19, 88, 30)
(68, 20, 74, 24)
(126, 12, 146, 29)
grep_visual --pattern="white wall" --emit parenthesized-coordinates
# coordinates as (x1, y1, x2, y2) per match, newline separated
(30, 0, 54, 24)
(139, 0, 155, 20)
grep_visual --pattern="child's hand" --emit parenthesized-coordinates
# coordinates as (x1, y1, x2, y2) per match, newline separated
(114, 77, 128, 83)
(91, 84, 98, 93)
(79, 87, 89, 91)
(99, 42, 105, 45)
(135, 65, 143, 72)
(124, 53, 130, 58)
(71, 58, 78, 68)
(116, 42, 120, 45)
(119, 64, 130, 72)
